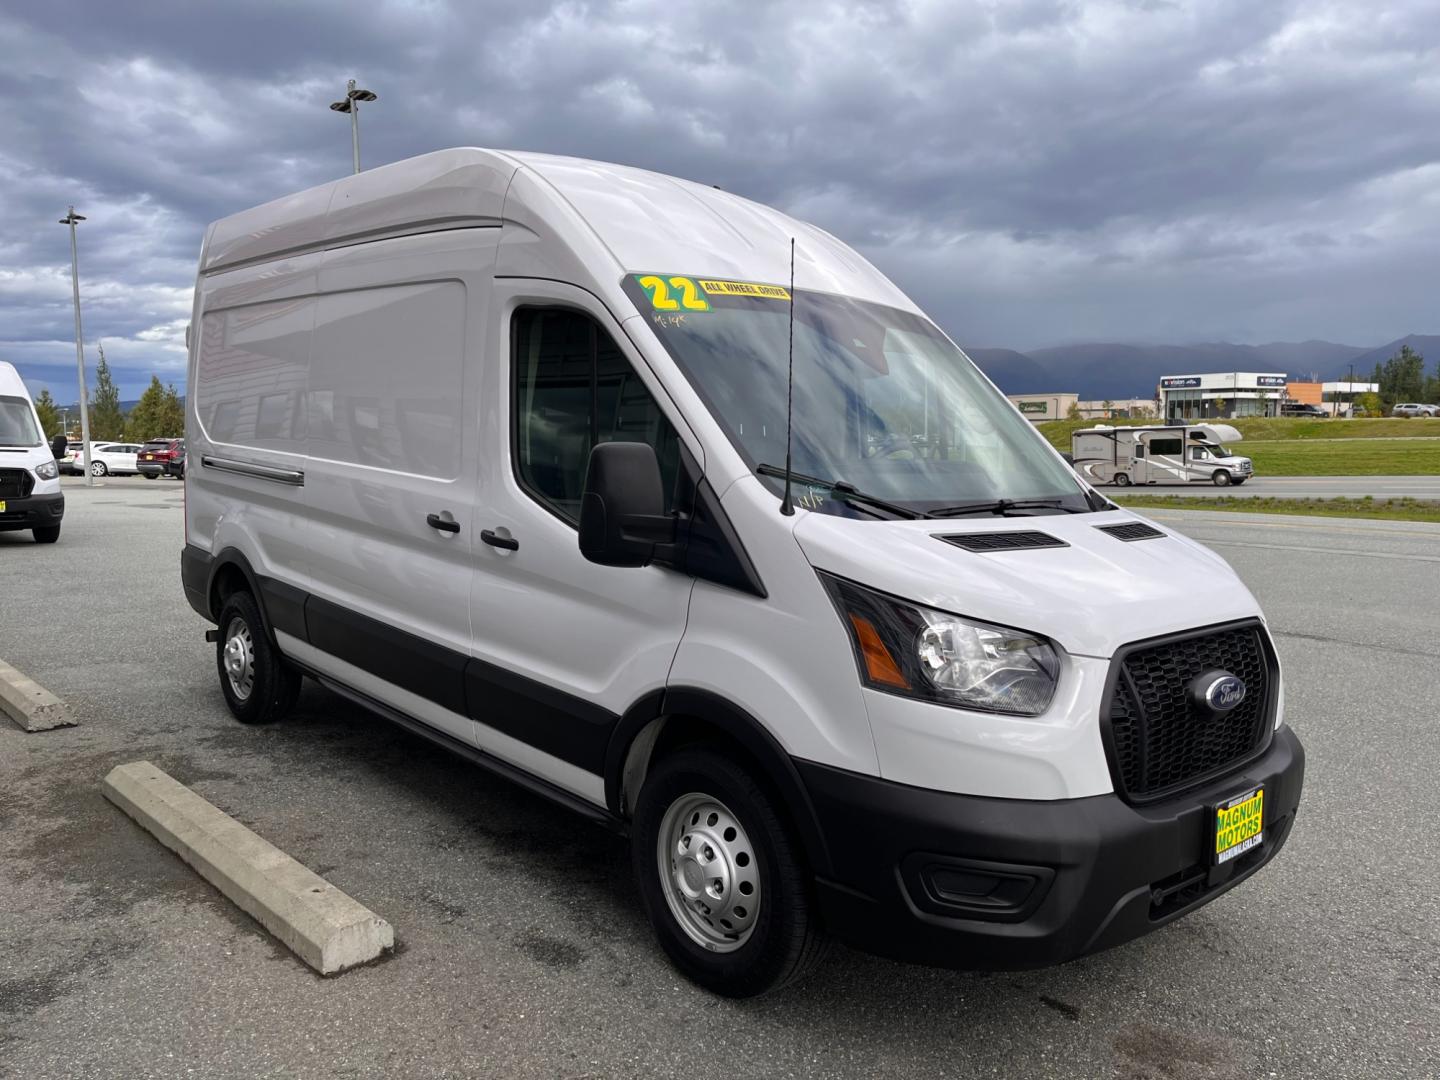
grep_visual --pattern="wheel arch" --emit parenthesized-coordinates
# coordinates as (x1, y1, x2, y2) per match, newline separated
(606, 687, 834, 878)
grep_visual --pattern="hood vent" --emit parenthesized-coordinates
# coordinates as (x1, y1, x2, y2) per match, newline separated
(1096, 522, 1166, 542)
(937, 530, 1068, 553)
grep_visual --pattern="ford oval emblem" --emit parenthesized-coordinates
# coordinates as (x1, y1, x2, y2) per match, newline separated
(1204, 675, 1246, 712)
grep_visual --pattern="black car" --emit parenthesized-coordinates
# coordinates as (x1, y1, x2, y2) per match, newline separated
(1279, 402, 1328, 418)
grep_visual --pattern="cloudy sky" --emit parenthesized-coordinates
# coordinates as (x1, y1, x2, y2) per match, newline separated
(2, 0, 1438, 399)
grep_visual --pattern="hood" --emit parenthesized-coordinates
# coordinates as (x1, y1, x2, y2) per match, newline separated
(792, 507, 1261, 659)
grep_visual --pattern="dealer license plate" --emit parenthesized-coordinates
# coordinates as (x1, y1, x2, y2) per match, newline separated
(1214, 787, 1264, 865)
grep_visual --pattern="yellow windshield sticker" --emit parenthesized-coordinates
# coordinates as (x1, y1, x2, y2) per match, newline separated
(699, 278, 791, 300)
(636, 275, 711, 312)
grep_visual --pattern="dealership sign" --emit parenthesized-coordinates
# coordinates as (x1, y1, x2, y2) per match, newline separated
(1017, 401, 1050, 414)
(1160, 377, 1201, 389)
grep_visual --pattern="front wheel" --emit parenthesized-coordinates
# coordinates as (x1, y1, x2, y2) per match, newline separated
(1113, 472, 1132, 487)
(1212, 470, 1232, 487)
(632, 748, 827, 998)
(90, 460, 108, 477)
(215, 591, 300, 725)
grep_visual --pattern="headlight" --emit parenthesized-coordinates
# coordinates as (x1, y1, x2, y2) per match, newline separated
(820, 572, 1060, 716)
(34, 459, 58, 480)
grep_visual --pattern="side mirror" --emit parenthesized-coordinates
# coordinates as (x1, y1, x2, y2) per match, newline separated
(578, 442, 674, 567)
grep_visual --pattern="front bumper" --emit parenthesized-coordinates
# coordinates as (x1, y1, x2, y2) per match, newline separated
(0, 491, 65, 532)
(799, 724, 1303, 970)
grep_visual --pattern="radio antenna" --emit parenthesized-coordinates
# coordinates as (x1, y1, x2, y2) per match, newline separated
(779, 237, 797, 516)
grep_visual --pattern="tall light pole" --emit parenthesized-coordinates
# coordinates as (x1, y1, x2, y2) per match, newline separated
(59, 207, 95, 486)
(329, 79, 377, 174)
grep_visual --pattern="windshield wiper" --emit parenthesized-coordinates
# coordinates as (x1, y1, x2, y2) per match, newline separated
(929, 498, 1087, 518)
(755, 464, 925, 520)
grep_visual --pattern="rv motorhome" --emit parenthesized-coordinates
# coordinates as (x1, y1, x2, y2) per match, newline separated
(1072, 423, 1254, 487)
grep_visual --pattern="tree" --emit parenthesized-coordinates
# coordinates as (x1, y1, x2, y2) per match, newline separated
(1101, 399, 1114, 418)
(1066, 401, 1082, 420)
(89, 344, 125, 439)
(33, 388, 60, 437)
(1355, 392, 1382, 417)
(125, 376, 185, 441)
(1378, 345, 1425, 407)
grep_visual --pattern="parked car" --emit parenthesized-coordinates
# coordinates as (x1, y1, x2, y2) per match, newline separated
(1279, 402, 1328, 418)
(137, 438, 185, 478)
(56, 440, 114, 475)
(1392, 403, 1440, 417)
(85, 442, 143, 477)
(182, 149, 1304, 996)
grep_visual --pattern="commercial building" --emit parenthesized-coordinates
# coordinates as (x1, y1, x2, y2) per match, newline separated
(1077, 398, 1156, 419)
(1158, 372, 1287, 420)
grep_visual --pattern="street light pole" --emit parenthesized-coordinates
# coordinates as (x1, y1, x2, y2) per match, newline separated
(59, 207, 94, 487)
(329, 79, 378, 174)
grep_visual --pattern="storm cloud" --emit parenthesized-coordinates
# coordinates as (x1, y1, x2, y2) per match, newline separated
(2, 0, 1438, 397)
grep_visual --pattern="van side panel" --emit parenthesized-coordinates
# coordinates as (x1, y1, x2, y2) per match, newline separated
(299, 229, 497, 749)
(189, 253, 320, 593)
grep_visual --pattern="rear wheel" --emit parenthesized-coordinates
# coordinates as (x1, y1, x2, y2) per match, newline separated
(215, 591, 300, 725)
(1114, 472, 1131, 487)
(143, 472, 157, 480)
(632, 747, 827, 997)
(1212, 470, 1232, 487)
(32, 525, 60, 544)
(89, 460, 108, 477)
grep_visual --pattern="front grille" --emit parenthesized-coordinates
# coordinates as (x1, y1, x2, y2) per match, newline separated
(0, 468, 35, 499)
(936, 530, 1067, 552)
(1103, 622, 1275, 803)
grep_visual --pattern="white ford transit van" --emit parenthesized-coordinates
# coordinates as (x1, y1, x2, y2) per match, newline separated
(182, 150, 1304, 996)
(0, 361, 64, 543)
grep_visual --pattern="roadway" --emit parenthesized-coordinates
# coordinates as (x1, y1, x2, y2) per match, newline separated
(1113, 474, 1440, 499)
(2, 478, 1437, 1079)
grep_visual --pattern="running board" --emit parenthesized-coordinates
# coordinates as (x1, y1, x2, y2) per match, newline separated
(304, 669, 625, 834)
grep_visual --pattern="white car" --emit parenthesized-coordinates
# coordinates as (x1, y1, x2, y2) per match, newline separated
(85, 442, 142, 476)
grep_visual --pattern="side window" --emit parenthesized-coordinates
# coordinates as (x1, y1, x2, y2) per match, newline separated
(513, 308, 680, 524)
(1190, 447, 1207, 460)
(1133, 444, 1145, 459)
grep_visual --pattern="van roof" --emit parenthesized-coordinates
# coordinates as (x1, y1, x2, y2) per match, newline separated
(0, 360, 31, 399)
(201, 148, 916, 312)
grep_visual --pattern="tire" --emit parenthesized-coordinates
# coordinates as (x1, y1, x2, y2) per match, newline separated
(143, 472, 157, 480)
(89, 460, 108, 477)
(215, 591, 300, 725)
(632, 747, 827, 998)
(1213, 470, 1232, 487)
(1113, 472, 1131, 487)
(32, 525, 60, 544)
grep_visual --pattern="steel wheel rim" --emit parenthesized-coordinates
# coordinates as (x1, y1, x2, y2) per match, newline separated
(656, 792, 761, 953)
(222, 617, 256, 701)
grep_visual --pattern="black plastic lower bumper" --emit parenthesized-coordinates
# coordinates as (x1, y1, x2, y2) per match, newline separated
(0, 491, 64, 532)
(798, 725, 1304, 970)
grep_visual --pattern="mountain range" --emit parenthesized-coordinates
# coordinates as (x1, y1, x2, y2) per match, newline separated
(963, 334, 1439, 398)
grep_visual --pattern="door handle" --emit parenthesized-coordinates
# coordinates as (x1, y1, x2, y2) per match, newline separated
(480, 529, 519, 551)
(426, 513, 461, 534)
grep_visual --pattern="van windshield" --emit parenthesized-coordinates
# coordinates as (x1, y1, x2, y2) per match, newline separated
(0, 396, 41, 448)
(623, 277, 1090, 517)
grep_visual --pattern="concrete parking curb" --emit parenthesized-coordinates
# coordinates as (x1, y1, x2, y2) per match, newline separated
(102, 761, 394, 975)
(0, 658, 75, 732)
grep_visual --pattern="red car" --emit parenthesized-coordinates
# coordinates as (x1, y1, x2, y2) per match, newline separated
(136, 438, 185, 479)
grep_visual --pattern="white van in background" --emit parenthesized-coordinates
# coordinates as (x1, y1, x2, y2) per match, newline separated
(0, 361, 64, 544)
(1072, 423, 1255, 487)
(182, 150, 1303, 996)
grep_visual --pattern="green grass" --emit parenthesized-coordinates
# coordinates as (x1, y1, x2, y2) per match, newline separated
(1240, 439, 1440, 475)
(1037, 415, 1440, 452)
(1114, 495, 1440, 523)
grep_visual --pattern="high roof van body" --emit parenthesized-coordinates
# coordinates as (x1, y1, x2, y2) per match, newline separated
(181, 150, 1303, 996)
(0, 361, 64, 543)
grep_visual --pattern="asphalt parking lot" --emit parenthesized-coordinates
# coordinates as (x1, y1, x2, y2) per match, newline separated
(2, 476, 1437, 1079)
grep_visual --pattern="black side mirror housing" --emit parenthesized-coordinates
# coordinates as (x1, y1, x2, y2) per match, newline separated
(579, 442, 674, 567)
